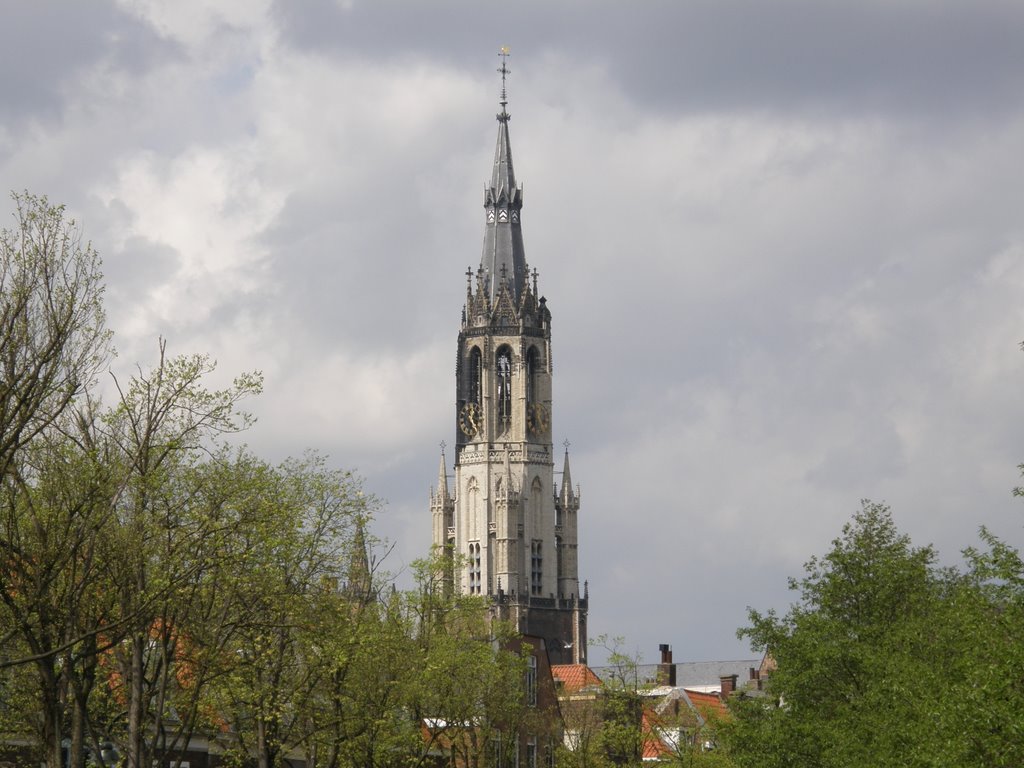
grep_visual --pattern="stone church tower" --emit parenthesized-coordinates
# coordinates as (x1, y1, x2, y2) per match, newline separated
(430, 61, 587, 665)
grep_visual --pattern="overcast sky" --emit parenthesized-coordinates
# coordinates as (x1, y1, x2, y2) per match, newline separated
(4, 0, 1024, 665)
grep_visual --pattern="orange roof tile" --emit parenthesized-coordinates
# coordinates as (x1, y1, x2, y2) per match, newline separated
(641, 709, 674, 760)
(551, 663, 602, 694)
(684, 689, 728, 720)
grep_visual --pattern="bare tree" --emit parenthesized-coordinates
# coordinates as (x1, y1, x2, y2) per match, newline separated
(0, 192, 112, 768)
(0, 192, 111, 478)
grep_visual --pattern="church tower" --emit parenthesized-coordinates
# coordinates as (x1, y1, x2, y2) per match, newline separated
(430, 55, 587, 665)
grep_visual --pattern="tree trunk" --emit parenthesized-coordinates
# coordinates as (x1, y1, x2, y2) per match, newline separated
(126, 633, 146, 768)
(37, 664, 64, 768)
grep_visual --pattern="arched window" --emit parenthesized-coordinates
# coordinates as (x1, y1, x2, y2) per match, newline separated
(467, 477, 479, 540)
(530, 477, 543, 533)
(526, 346, 540, 404)
(496, 346, 513, 425)
(469, 542, 482, 595)
(468, 346, 482, 403)
(531, 540, 543, 596)
(556, 535, 563, 584)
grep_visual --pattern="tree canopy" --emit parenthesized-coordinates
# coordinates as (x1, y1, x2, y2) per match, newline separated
(722, 501, 1024, 768)
(0, 193, 532, 768)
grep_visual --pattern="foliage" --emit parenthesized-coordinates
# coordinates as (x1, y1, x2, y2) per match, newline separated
(404, 554, 531, 768)
(721, 500, 1024, 768)
(0, 189, 551, 768)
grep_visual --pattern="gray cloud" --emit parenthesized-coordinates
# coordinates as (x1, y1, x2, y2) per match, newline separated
(3, 1, 1024, 666)
(0, 0, 177, 127)
(270, 0, 1024, 119)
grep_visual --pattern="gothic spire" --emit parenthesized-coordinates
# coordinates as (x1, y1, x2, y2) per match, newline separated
(437, 445, 450, 501)
(346, 518, 372, 601)
(560, 443, 575, 505)
(480, 48, 527, 302)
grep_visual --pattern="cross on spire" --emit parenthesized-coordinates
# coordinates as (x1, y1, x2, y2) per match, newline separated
(497, 46, 511, 121)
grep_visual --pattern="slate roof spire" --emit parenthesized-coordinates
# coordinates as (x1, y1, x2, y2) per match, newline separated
(560, 443, 575, 505)
(480, 47, 527, 302)
(436, 445, 450, 501)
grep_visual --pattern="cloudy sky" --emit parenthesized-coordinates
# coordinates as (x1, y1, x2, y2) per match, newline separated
(4, 0, 1024, 665)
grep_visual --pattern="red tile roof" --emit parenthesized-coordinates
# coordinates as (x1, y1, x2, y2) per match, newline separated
(684, 689, 728, 720)
(641, 709, 673, 760)
(551, 663, 602, 694)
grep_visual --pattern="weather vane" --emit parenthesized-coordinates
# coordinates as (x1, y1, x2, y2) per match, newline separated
(498, 46, 511, 116)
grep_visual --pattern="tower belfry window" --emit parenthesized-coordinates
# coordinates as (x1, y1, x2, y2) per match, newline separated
(526, 346, 538, 404)
(496, 347, 512, 426)
(468, 347, 482, 403)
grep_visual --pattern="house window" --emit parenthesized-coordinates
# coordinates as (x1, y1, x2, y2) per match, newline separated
(526, 654, 538, 707)
(489, 734, 502, 768)
(526, 740, 537, 768)
(531, 540, 543, 596)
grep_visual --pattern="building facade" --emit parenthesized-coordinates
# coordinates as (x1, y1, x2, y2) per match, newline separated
(430, 65, 587, 665)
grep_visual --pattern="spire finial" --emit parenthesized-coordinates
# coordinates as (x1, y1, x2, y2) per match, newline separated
(497, 46, 511, 122)
(437, 442, 450, 500)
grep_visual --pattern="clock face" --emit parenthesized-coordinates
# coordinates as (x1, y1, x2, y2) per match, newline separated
(458, 402, 483, 438)
(526, 402, 549, 436)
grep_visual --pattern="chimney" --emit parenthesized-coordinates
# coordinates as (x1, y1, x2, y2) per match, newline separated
(659, 644, 673, 664)
(719, 674, 738, 698)
(657, 644, 676, 687)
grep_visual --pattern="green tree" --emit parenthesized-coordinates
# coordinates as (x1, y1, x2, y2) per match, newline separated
(98, 341, 261, 768)
(206, 454, 374, 768)
(404, 554, 530, 768)
(555, 636, 644, 768)
(720, 501, 1024, 768)
(0, 192, 113, 768)
(945, 528, 1024, 766)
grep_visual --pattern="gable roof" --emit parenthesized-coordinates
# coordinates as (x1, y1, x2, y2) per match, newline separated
(551, 663, 602, 694)
(641, 709, 674, 761)
(682, 688, 728, 721)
